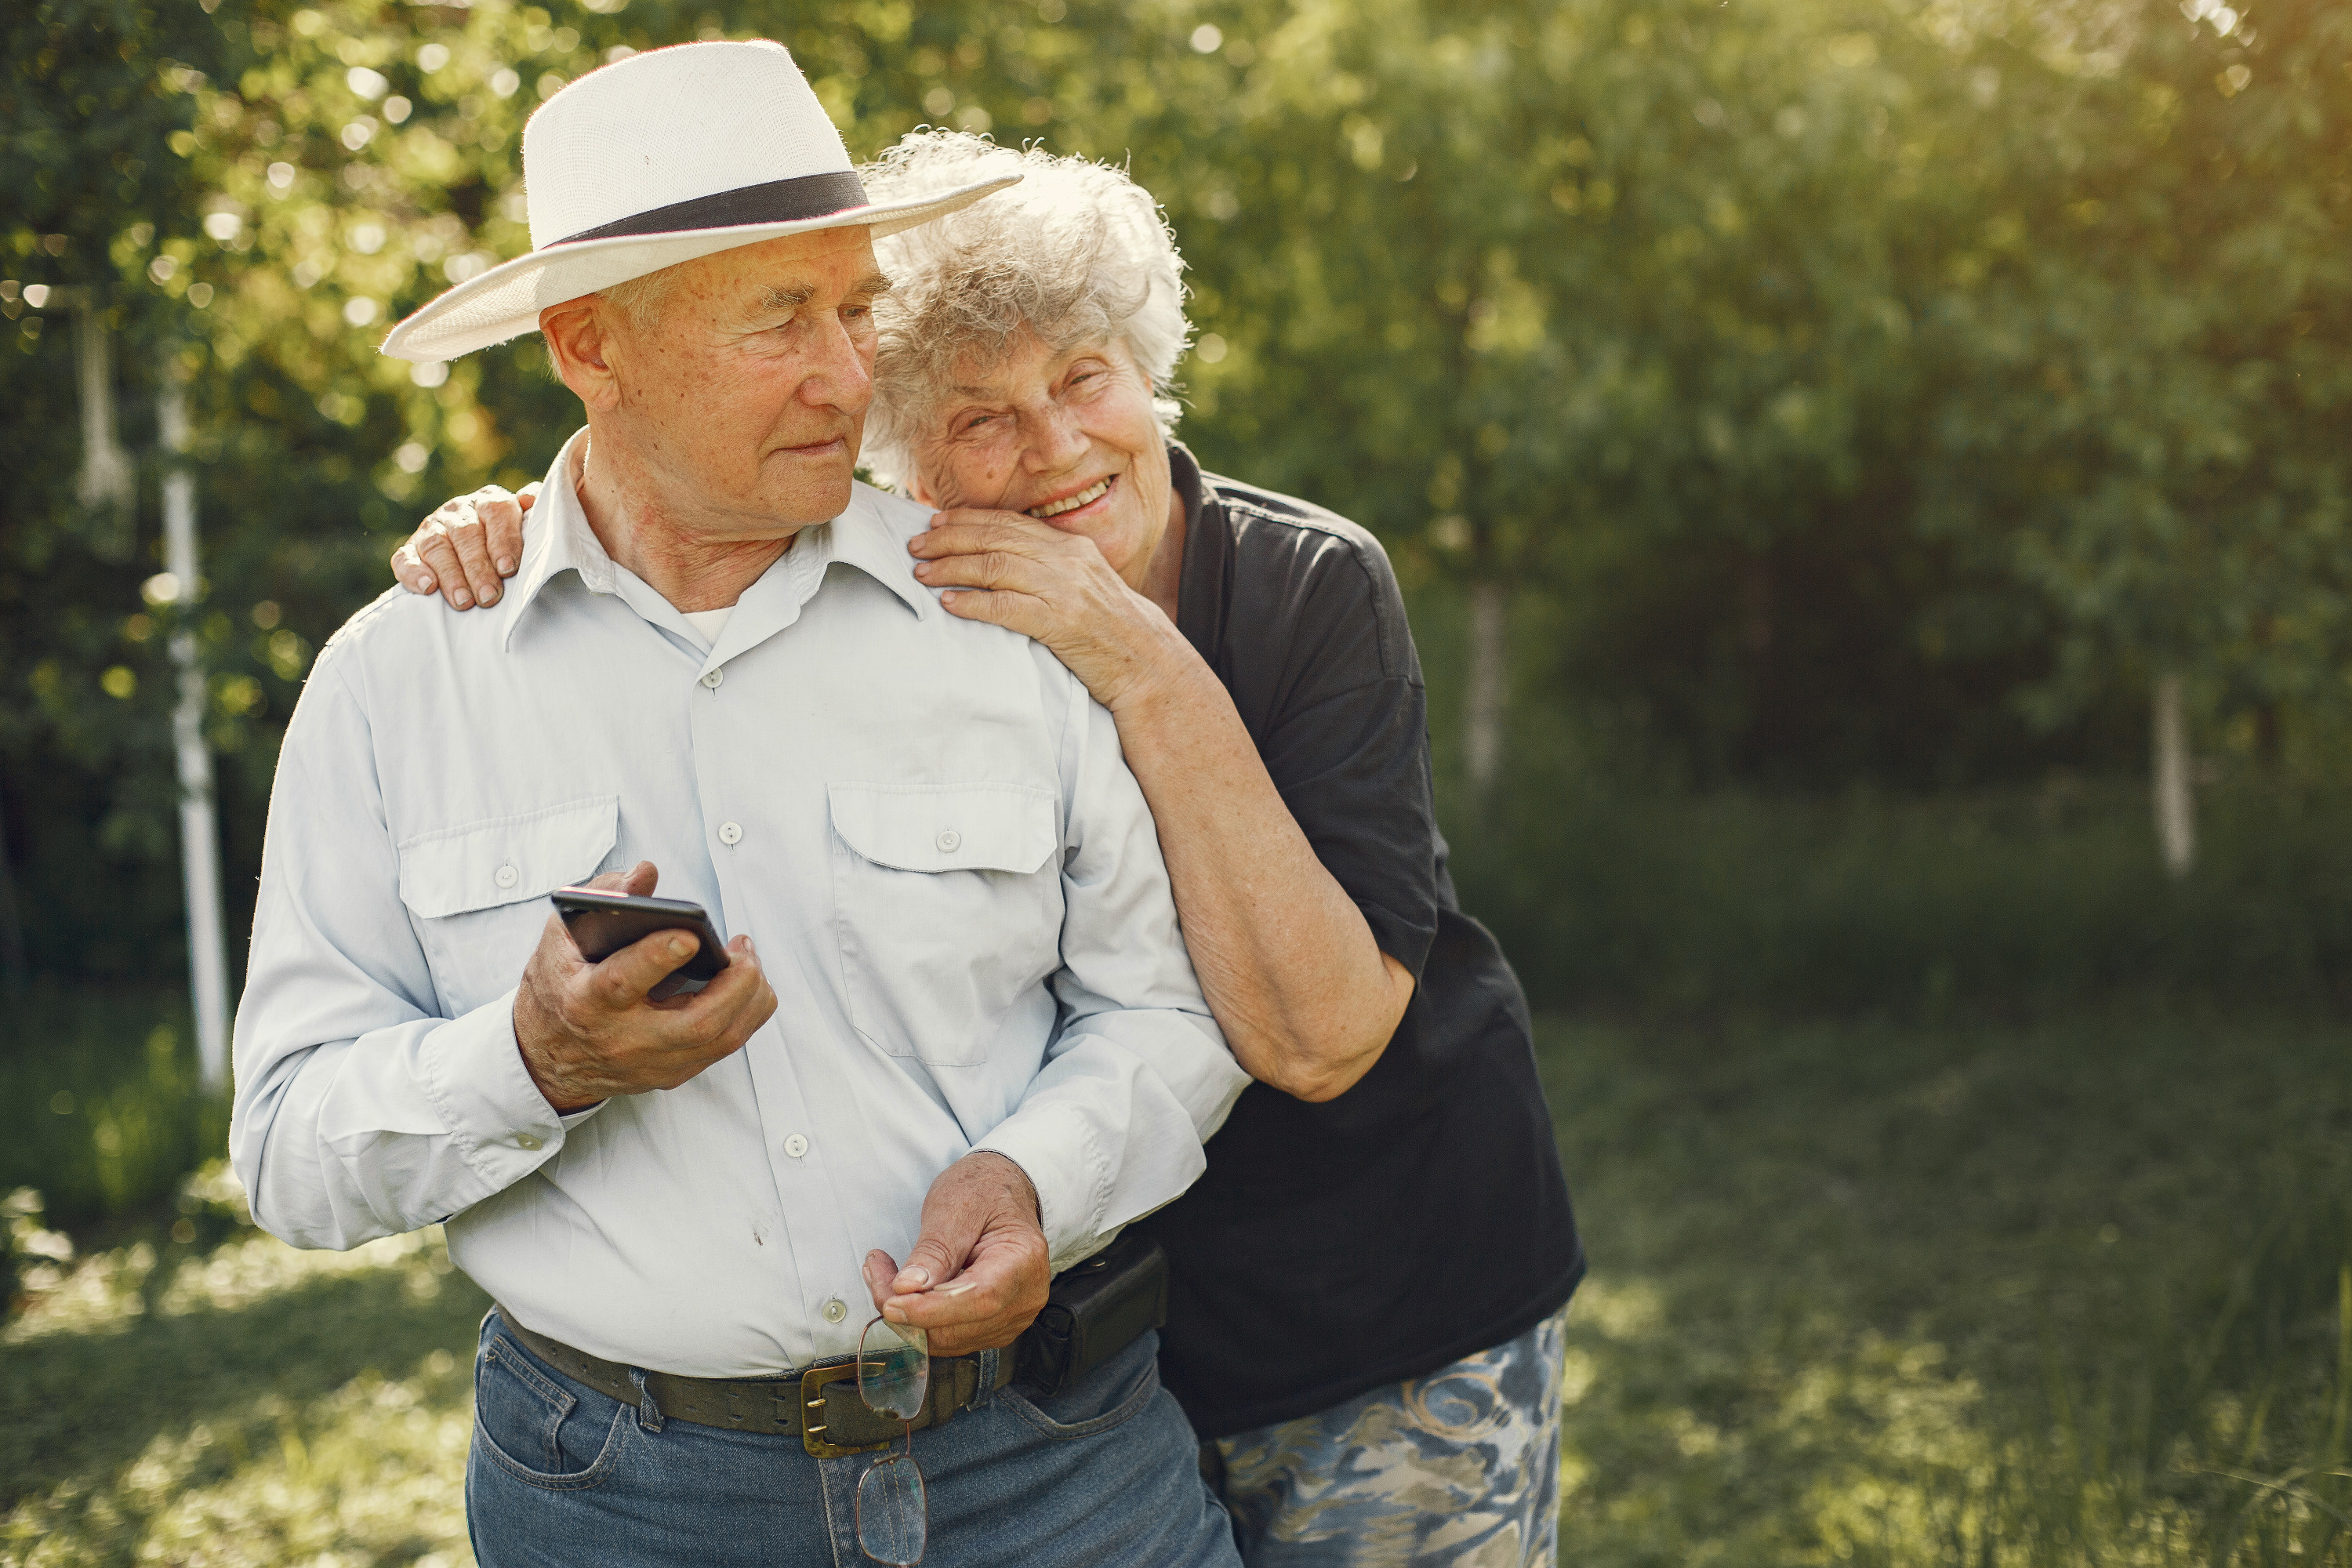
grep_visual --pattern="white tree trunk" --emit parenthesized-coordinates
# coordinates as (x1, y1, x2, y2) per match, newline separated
(74, 305, 136, 556)
(160, 377, 230, 1090)
(1465, 579, 1508, 804)
(2152, 670, 2196, 878)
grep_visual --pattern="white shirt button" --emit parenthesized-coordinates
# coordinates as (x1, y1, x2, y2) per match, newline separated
(718, 821, 743, 845)
(935, 829, 961, 853)
(493, 863, 519, 890)
(783, 1133, 809, 1159)
(514, 1131, 543, 1152)
(822, 1298, 848, 1324)
(700, 669, 724, 689)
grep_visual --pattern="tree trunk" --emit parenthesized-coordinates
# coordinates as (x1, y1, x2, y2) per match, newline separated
(2152, 671, 2196, 877)
(74, 303, 136, 557)
(161, 375, 231, 1089)
(1465, 579, 1508, 808)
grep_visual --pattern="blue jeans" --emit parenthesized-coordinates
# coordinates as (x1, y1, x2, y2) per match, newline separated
(467, 1308, 1240, 1568)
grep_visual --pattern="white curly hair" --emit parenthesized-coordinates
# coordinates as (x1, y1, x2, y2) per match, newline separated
(857, 131, 1191, 488)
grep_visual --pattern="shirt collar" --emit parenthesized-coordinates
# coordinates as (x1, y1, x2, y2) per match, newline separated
(494, 430, 930, 652)
(826, 483, 935, 622)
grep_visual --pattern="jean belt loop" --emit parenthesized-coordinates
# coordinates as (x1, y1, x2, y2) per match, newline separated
(626, 1365, 665, 1433)
(973, 1346, 999, 1410)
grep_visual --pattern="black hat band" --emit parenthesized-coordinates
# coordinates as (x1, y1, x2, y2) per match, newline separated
(552, 170, 873, 247)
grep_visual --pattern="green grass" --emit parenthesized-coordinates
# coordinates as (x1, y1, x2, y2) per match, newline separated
(1543, 1006, 2352, 1564)
(1456, 782, 2352, 1014)
(3, 1004, 2348, 1564)
(0, 984, 224, 1234)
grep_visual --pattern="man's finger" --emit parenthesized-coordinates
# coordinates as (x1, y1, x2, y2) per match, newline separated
(583, 928, 701, 1011)
(863, 1250, 902, 1315)
(641, 937, 772, 1048)
(583, 860, 659, 897)
(892, 1221, 982, 1298)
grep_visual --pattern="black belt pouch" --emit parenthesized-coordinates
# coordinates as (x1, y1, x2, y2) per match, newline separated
(1012, 1232, 1169, 1397)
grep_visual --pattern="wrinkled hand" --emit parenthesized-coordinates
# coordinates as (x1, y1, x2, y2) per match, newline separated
(908, 510, 1188, 713)
(391, 482, 540, 610)
(861, 1151, 1051, 1357)
(513, 861, 775, 1114)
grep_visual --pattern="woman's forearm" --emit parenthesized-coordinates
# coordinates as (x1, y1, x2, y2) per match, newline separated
(1109, 636, 1414, 1102)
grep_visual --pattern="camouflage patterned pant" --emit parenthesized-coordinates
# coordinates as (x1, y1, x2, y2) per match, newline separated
(1203, 1305, 1570, 1567)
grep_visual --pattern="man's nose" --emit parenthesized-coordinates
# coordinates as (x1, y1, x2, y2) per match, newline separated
(796, 312, 875, 414)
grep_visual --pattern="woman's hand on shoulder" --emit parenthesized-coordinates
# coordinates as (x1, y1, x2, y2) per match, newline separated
(909, 508, 1191, 712)
(390, 483, 540, 609)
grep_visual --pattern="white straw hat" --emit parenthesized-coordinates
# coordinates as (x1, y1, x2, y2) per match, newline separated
(382, 40, 1017, 363)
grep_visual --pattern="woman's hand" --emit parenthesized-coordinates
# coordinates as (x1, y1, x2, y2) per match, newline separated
(909, 509, 1192, 713)
(390, 483, 541, 609)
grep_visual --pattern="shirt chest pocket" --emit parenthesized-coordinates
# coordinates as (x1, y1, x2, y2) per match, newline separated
(829, 782, 1065, 1068)
(396, 796, 620, 1016)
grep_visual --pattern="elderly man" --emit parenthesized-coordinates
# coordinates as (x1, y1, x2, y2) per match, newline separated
(229, 41, 1249, 1568)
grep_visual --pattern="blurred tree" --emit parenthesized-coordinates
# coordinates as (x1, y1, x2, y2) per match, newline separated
(4, 0, 2347, 996)
(1917, 0, 2352, 868)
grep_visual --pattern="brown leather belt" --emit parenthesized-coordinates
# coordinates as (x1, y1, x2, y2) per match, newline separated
(492, 1306, 1014, 1457)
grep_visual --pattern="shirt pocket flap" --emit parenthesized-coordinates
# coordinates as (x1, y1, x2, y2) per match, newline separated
(828, 782, 1058, 875)
(396, 795, 619, 920)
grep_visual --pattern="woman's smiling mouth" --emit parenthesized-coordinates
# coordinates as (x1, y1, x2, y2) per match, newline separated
(1029, 475, 1112, 519)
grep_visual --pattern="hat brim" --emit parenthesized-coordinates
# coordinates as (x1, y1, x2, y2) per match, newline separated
(380, 173, 1018, 363)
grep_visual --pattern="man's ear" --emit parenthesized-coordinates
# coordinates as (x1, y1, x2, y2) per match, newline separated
(540, 296, 622, 412)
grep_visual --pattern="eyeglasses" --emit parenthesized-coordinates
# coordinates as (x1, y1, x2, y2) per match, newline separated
(854, 1316, 930, 1566)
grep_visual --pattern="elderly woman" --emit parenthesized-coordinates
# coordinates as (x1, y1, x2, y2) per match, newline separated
(393, 133, 1584, 1566)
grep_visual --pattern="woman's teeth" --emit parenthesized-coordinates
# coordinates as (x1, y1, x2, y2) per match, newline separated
(1029, 477, 1111, 519)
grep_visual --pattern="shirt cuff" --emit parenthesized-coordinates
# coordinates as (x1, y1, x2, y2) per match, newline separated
(417, 989, 575, 1185)
(971, 1104, 1105, 1272)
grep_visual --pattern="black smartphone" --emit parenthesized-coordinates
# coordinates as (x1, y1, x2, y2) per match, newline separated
(550, 887, 730, 1002)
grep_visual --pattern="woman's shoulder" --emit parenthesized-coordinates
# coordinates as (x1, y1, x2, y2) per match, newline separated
(1196, 468, 1415, 684)
(1200, 470, 1397, 586)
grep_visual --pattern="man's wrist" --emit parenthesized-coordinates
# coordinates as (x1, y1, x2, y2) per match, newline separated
(966, 1150, 1042, 1225)
(512, 987, 601, 1113)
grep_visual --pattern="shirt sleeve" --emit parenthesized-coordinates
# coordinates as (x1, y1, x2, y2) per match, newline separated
(229, 655, 595, 1251)
(1252, 539, 1443, 979)
(970, 667, 1250, 1271)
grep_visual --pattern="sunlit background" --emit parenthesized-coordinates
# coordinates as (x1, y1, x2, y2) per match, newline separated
(5, 0, 2350, 1560)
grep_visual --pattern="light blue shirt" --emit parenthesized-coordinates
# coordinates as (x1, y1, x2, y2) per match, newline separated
(230, 430, 1247, 1376)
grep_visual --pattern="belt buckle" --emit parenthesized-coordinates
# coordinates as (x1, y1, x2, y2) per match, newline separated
(797, 1363, 895, 1459)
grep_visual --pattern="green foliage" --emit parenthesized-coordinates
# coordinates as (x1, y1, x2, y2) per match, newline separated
(0, 985, 223, 1231)
(1461, 778, 2352, 1011)
(4, 0, 2349, 985)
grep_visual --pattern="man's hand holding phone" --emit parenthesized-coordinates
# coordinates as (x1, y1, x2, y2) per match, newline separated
(513, 861, 775, 1113)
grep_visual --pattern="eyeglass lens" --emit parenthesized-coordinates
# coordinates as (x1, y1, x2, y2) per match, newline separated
(856, 1317, 931, 1564)
(858, 1316, 928, 1421)
(857, 1448, 928, 1565)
